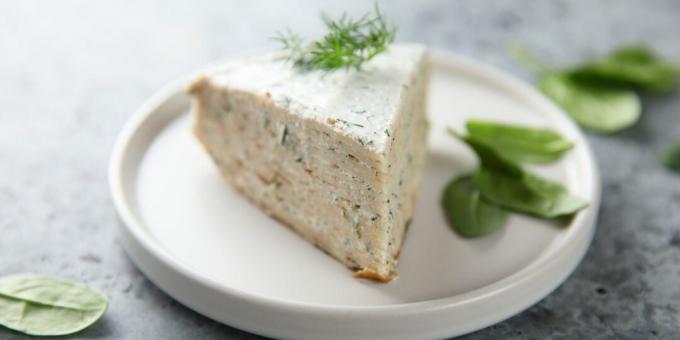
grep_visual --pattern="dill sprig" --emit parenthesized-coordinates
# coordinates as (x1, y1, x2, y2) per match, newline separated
(274, 4, 396, 71)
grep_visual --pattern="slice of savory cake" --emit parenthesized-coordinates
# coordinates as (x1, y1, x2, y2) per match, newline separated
(188, 44, 429, 282)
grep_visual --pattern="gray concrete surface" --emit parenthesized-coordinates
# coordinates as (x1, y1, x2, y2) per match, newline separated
(1, 0, 679, 338)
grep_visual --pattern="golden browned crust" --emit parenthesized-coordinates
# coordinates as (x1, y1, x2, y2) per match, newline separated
(187, 76, 210, 95)
(353, 268, 397, 283)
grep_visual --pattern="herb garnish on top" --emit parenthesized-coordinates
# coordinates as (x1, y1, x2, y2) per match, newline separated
(274, 4, 396, 71)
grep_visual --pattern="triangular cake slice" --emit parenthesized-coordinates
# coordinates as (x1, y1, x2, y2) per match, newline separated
(188, 44, 430, 282)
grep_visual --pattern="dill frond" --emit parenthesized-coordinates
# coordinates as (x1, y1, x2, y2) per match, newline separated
(275, 4, 396, 71)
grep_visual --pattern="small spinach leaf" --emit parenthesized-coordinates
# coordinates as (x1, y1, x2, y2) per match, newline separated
(569, 46, 680, 93)
(442, 176, 509, 237)
(538, 72, 641, 133)
(0, 274, 108, 336)
(466, 120, 574, 163)
(661, 142, 680, 173)
(474, 168, 588, 218)
(447, 128, 523, 177)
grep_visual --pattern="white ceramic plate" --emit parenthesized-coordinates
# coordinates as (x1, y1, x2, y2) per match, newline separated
(109, 50, 600, 340)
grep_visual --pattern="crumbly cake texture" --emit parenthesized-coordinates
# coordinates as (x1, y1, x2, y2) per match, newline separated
(189, 44, 430, 282)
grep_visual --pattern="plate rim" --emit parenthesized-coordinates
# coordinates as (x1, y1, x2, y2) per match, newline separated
(109, 48, 601, 338)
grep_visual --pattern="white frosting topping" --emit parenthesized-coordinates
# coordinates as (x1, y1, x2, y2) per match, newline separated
(207, 44, 427, 152)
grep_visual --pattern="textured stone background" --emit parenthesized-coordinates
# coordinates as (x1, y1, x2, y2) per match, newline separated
(1, 0, 679, 339)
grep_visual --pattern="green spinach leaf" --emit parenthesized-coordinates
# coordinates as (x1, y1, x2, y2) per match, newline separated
(448, 126, 587, 220)
(447, 128, 523, 177)
(661, 142, 680, 173)
(474, 168, 588, 218)
(538, 72, 641, 133)
(0, 274, 108, 336)
(569, 46, 680, 93)
(442, 176, 509, 237)
(466, 120, 574, 163)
